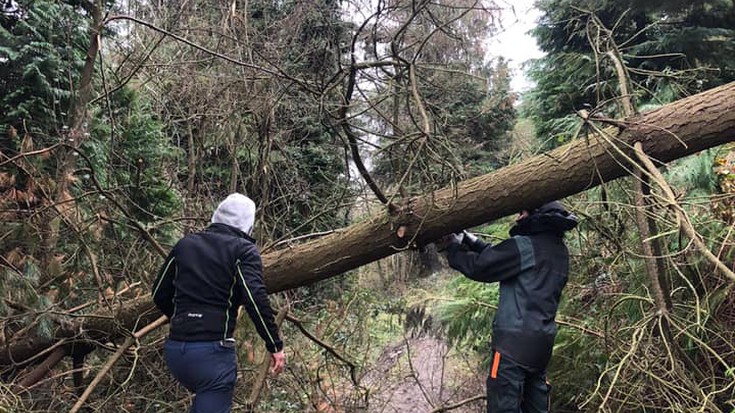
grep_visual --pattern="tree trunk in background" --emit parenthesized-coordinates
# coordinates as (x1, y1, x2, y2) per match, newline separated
(2, 81, 735, 368)
(39, 2, 104, 277)
(186, 121, 197, 193)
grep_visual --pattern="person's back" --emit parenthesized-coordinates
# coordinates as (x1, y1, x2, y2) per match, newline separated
(153, 194, 285, 413)
(493, 224, 570, 369)
(443, 201, 577, 413)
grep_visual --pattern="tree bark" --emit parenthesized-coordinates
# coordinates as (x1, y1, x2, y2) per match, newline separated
(2, 81, 735, 368)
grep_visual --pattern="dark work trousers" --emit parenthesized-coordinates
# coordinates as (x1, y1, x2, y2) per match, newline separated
(486, 350, 550, 413)
(164, 339, 238, 413)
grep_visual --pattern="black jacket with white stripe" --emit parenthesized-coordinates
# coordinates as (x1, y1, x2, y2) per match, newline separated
(152, 223, 283, 353)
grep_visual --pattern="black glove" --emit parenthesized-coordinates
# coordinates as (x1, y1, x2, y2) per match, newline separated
(462, 230, 478, 244)
(461, 230, 488, 252)
(436, 232, 464, 252)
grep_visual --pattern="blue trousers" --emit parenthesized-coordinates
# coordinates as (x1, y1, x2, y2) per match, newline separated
(487, 351, 550, 413)
(164, 340, 237, 413)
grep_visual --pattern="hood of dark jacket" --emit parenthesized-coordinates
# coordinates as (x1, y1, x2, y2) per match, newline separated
(510, 201, 578, 237)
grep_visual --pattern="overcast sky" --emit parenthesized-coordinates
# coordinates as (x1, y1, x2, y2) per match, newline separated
(487, 0, 545, 92)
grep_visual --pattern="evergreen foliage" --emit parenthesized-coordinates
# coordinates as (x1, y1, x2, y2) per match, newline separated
(436, 276, 499, 353)
(523, 0, 735, 148)
(0, 1, 86, 141)
(86, 88, 182, 222)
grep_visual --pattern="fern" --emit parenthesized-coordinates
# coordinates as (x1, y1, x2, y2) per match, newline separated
(436, 275, 499, 355)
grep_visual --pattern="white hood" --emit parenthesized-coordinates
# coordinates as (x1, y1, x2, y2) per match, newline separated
(210, 193, 256, 235)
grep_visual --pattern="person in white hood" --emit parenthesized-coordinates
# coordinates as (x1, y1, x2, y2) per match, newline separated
(153, 193, 285, 413)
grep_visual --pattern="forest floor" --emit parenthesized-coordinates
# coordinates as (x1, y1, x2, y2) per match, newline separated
(361, 336, 486, 413)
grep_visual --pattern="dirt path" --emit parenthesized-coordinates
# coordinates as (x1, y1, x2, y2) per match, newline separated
(361, 336, 485, 413)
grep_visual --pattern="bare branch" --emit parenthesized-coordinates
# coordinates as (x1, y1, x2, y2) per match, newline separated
(285, 313, 359, 385)
(425, 393, 485, 413)
(633, 142, 735, 283)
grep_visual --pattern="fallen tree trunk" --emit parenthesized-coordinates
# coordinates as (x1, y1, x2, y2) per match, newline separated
(264, 81, 735, 291)
(2, 81, 735, 368)
(1, 296, 160, 369)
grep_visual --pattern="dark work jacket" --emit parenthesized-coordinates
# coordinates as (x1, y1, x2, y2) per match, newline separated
(446, 213, 575, 369)
(152, 223, 283, 353)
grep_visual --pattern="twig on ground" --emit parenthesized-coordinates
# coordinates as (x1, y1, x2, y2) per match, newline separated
(425, 393, 485, 413)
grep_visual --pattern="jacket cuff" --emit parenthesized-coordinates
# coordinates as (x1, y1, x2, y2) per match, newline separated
(266, 339, 284, 353)
(445, 241, 462, 253)
(467, 238, 487, 252)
